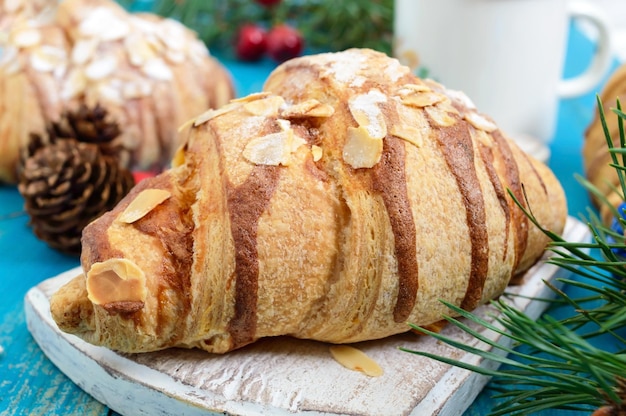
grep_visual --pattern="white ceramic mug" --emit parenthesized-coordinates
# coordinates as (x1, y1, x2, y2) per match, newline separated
(393, 0, 613, 161)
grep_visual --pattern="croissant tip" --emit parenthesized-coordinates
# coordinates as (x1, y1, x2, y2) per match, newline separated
(50, 273, 95, 334)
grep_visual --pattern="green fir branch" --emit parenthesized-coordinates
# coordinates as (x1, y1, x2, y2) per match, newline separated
(116, 0, 394, 55)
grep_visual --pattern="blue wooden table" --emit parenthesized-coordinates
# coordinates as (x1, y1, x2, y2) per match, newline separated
(0, 24, 618, 415)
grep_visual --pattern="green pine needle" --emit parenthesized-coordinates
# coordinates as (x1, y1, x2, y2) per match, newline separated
(116, 0, 394, 56)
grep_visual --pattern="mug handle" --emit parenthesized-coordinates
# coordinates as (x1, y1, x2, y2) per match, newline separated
(558, 0, 613, 98)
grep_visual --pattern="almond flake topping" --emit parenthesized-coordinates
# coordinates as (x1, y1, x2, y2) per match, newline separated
(231, 92, 272, 103)
(464, 111, 498, 132)
(424, 105, 457, 128)
(193, 103, 241, 126)
(141, 57, 173, 81)
(84, 55, 117, 80)
(243, 120, 306, 166)
(71, 38, 98, 65)
(329, 345, 383, 377)
(157, 19, 187, 51)
(122, 79, 152, 99)
(86, 258, 147, 307)
(343, 125, 383, 169)
(4, 0, 22, 13)
(311, 145, 323, 161)
(396, 83, 431, 96)
(79, 7, 128, 40)
(124, 34, 156, 67)
(391, 125, 424, 148)
(61, 69, 87, 100)
(348, 90, 388, 140)
(171, 145, 186, 167)
(119, 188, 171, 224)
(400, 91, 446, 108)
(0, 46, 20, 73)
(30, 46, 66, 73)
(12, 28, 42, 48)
(243, 95, 285, 117)
(281, 99, 335, 119)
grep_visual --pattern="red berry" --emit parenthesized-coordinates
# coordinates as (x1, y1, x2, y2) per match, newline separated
(132, 170, 155, 184)
(255, 0, 282, 6)
(266, 24, 303, 63)
(236, 24, 267, 62)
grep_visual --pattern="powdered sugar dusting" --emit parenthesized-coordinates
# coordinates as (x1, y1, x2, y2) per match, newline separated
(318, 50, 368, 86)
(444, 89, 476, 110)
(349, 89, 387, 139)
(384, 58, 409, 82)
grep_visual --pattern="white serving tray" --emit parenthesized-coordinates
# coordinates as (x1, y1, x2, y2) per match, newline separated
(25, 217, 589, 416)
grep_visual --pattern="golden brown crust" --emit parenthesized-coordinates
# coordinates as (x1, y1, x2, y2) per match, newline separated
(51, 49, 567, 354)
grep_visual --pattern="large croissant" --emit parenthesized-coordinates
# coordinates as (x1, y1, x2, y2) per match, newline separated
(50, 49, 567, 354)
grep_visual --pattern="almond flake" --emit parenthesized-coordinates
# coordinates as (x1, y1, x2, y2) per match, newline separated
(157, 19, 187, 51)
(165, 48, 185, 64)
(348, 90, 388, 140)
(96, 82, 123, 104)
(444, 89, 477, 110)
(193, 103, 240, 126)
(390, 125, 423, 148)
(84, 55, 117, 80)
(30, 45, 66, 73)
(311, 145, 323, 161)
(343, 126, 383, 169)
(424, 105, 457, 127)
(4, 0, 22, 13)
(2, 58, 22, 75)
(397, 83, 431, 95)
(124, 34, 156, 67)
(0, 46, 18, 67)
(329, 345, 383, 377)
(130, 16, 158, 35)
(188, 41, 208, 65)
(12, 28, 41, 48)
(473, 128, 494, 148)
(86, 258, 147, 307)
(122, 80, 152, 99)
(281, 99, 335, 119)
(61, 69, 87, 100)
(243, 95, 285, 117)
(79, 7, 126, 39)
(141, 57, 173, 81)
(100, 18, 131, 42)
(231, 92, 272, 103)
(464, 111, 498, 132)
(171, 145, 186, 167)
(243, 131, 291, 166)
(119, 188, 171, 224)
(71, 38, 98, 65)
(400, 91, 445, 108)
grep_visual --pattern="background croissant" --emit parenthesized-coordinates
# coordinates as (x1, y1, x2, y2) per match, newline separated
(583, 62, 626, 224)
(50, 49, 567, 354)
(0, 0, 234, 183)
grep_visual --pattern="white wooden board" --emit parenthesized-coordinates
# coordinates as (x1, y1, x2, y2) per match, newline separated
(25, 217, 589, 416)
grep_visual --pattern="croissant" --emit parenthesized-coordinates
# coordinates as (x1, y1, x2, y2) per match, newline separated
(0, 0, 234, 183)
(50, 49, 567, 354)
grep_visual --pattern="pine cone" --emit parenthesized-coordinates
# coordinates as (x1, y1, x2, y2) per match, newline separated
(18, 105, 134, 254)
